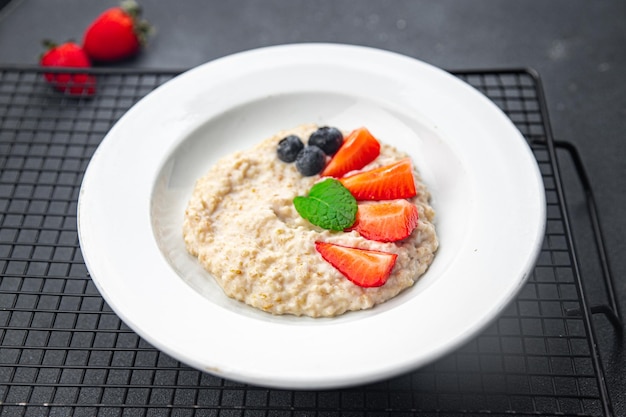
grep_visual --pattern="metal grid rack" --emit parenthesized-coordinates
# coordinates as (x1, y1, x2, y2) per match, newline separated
(0, 67, 619, 416)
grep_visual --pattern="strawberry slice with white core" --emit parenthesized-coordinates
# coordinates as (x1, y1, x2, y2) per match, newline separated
(315, 241, 397, 288)
(340, 158, 417, 201)
(352, 200, 419, 242)
(321, 127, 380, 178)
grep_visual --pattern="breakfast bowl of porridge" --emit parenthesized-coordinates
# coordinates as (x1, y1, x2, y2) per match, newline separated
(78, 44, 545, 389)
(182, 123, 439, 318)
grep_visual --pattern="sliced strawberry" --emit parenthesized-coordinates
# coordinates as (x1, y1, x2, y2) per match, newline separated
(352, 200, 419, 242)
(315, 241, 397, 288)
(321, 127, 380, 178)
(340, 158, 417, 201)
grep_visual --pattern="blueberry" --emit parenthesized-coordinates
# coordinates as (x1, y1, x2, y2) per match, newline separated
(277, 135, 304, 162)
(295, 146, 326, 176)
(308, 126, 343, 155)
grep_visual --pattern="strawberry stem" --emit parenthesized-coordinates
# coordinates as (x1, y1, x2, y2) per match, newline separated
(119, 0, 154, 46)
(120, 0, 142, 18)
(41, 39, 58, 50)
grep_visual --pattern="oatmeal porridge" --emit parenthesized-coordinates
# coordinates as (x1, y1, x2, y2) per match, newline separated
(183, 124, 438, 317)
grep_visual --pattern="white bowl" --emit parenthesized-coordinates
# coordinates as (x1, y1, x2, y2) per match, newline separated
(78, 43, 546, 389)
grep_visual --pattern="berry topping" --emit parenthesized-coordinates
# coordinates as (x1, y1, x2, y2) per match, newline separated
(351, 200, 419, 242)
(277, 135, 304, 162)
(321, 127, 380, 178)
(308, 126, 344, 156)
(295, 146, 327, 176)
(315, 241, 397, 288)
(340, 158, 417, 201)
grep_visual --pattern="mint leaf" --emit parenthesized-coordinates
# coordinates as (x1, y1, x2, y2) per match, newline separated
(293, 178, 357, 231)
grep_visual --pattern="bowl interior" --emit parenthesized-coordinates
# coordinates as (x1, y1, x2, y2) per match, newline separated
(150, 91, 471, 324)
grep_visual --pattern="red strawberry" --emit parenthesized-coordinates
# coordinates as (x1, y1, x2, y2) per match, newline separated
(352, 200, 419, 242)
(40, 41, 96, 96)
(315, 241, 397, 288)
(321, 127, 380, 178)
(82, 0, 152, 62)
(340, 158, 417, 201)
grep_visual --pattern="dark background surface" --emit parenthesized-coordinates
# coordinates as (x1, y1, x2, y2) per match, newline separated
(1, 0, 624, 414)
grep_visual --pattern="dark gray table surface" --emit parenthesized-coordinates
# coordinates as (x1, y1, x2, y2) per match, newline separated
(1, 0, 624, 415)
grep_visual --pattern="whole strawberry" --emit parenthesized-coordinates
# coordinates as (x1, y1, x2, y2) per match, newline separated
(40, 41, 96, 96)
(83, 0, 152, 62)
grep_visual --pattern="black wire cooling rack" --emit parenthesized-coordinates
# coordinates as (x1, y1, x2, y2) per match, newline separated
(0, 66, 622, 417)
